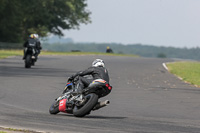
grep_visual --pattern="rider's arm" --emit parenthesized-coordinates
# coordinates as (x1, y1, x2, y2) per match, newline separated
(37, 41, 42, 50)
(71, 67, 94, 78)
(23, 41, 28, 47)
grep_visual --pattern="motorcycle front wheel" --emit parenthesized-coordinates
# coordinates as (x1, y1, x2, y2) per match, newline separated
(49, 100, 60, 114)
(73, 93, 98, 117)
(25, 54, 31, 68)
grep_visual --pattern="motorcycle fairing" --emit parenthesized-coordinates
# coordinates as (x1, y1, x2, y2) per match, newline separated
(92, 79, 106, 84)
(59, 99, 67, 113)
(86, 79, 111, 98)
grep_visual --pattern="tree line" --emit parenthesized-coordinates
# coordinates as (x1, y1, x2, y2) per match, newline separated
(42, 42, 200, 60)
(0, 0, 90, 43)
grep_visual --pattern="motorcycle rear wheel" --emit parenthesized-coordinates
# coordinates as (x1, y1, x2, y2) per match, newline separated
(73, 93, 98, 117)
(49, 100, 60, 114)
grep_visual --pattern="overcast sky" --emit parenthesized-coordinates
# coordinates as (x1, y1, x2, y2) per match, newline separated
(63, 0, 200, 48)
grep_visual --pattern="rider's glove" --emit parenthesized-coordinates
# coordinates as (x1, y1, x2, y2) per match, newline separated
(68, 76, 74, 82)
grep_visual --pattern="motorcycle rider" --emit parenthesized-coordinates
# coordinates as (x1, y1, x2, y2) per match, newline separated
(34, 34, 42, 56)
(23, 34, 42, 60)
(68, 59, 109, 93)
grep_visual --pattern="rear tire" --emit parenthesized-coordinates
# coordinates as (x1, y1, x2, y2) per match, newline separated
(25, 54, 31, 68)
(73, 93, 98, 117)
(49, 101, 60, 115)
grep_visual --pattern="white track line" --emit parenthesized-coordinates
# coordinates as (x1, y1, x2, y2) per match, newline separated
(162, 63, 168, 71)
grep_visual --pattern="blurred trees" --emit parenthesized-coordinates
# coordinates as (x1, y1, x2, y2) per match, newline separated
(0, 0, 22, 42)
(42, 42, 200, 60)
(0, 0, 91, 43)
(157, 53, 167, 58)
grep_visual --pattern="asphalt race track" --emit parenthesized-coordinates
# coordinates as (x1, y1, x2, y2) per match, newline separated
(1, 55, 200, 133)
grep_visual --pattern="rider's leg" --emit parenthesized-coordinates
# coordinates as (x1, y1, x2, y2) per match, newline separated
(34, 49, 39, 61)
(23, 48, 27, 59)
(76, 77, 91, 93)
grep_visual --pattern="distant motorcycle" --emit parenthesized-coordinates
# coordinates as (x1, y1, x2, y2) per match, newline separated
(49, 77, 112, 117)
(24, 43, 37, 68)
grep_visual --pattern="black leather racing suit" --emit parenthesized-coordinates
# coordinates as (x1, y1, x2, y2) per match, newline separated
(23, 38, 42, 60)
(71, 66, 109, 90)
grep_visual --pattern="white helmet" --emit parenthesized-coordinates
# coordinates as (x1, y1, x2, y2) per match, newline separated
(33, 34, 39, 39)
(92, 59, 105, 67)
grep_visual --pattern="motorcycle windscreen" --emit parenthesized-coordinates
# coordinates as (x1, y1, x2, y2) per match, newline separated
(59, 99, 67, 113)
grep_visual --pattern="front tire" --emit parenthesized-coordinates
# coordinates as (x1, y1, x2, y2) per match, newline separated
(73, 93, 98, 117)
(25, 54, 31, 68)
(49, 101, 60, 114)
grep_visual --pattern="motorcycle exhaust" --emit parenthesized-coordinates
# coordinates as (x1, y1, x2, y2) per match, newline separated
(93, 100, 110, 111)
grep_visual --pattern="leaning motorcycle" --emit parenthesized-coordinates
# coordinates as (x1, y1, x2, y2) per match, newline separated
(24, 43, 37, 68)
(49, 78, 112, 117)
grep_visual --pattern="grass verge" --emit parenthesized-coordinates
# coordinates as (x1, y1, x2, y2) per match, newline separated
(0, 50, 23, 59)
(0, 127, 42, 133)
(0, 50, 138, 59)
(166, 61, 200, 87)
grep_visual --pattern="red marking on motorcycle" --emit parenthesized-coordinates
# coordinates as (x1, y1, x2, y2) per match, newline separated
(106, 84, 112, 90)
(59, 99, 67, 113)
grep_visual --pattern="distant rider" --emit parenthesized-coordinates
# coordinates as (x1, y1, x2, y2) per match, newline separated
(68, 59, 110, 93)
(106, 46, 113, 53)
(23, 34, 42, 60)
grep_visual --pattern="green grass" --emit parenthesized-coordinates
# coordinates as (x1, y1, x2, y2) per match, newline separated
(0, 50, 23, 59)
(166, 61, 200, 87)
(0, 131, 7, 133)
(0, 50, 138, 59)
(0, 127, 40, 133)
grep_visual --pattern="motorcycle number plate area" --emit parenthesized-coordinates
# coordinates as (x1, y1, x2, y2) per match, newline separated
(59, 99, 67, 112)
